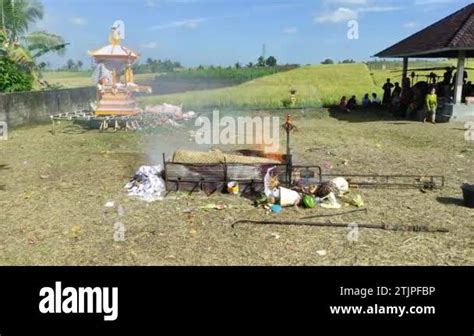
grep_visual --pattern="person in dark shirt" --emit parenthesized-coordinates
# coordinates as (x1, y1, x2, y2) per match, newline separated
(392, 82, 401, 100)
(442, 67, 454, 85)
(362, 93, 371, 108)
(390, 82, 402, 115)
(382, 79, 394, 106)
(452, 70, 468, 86)
(402, 77, 411, 95)
(428, 72, 438, 84)
(347, 95, 357, 110)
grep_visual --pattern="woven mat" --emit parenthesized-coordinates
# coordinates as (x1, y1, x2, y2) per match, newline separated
(172, 150, 280, 165)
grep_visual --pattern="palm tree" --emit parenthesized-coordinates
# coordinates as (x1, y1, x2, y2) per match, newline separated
(0, 0, 68, 79)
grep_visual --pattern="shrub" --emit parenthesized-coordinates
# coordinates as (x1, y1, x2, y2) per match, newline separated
(266, 56, 277, 67)
(0, 57, 34, 92)
(321, 59, 335, 65)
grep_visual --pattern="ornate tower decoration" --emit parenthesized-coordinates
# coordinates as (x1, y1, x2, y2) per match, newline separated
(89, 21, 152, 116)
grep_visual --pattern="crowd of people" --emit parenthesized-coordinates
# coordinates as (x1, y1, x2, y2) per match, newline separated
(338, 67, 474, 124)
(339, 93, 382, 112)
(429, 66, 474, 99)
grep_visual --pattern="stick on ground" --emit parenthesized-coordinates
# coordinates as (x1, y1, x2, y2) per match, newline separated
(230, 219, 449, 233)
(299, 208, 368, 219)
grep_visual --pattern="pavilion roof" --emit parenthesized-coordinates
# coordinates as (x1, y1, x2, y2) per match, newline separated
(375, 3, 474, 58)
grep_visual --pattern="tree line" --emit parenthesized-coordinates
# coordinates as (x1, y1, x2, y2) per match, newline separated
(321, 59, 356, 65)
(131, 55, 281, 74)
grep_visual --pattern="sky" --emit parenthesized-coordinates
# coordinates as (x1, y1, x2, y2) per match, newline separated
(34, 0, 474, 68)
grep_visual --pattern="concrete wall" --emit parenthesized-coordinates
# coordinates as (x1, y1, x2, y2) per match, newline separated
(0, 87, 95, 127)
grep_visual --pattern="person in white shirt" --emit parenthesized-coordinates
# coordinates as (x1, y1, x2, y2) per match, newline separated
(371, 93, 381, 106)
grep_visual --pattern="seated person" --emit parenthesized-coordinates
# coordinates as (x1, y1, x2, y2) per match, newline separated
(362, 93, 371, 108)
(347, 95, 357, 110)
(339, 96, 350, 112)
(371, 93, 381, 106)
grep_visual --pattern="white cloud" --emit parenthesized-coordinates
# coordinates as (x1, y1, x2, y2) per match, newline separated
(358, 6, 402, 12)
(140, 42, 159, 49)
(403, 21, 418, 28)
(283, 27, 298, 34)
(71, 17, 86, 25)
(315, 2, 402, 24)
(315, 7, 358, 23)
(150, 18, 206, 30)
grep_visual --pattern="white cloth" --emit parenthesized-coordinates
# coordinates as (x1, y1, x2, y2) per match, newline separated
(331, 177, 349, 195)
(124, 165, 166, 202)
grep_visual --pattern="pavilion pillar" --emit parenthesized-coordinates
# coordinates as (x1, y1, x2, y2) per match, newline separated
(402, 57, 408, 80)
(454, 50, 466, 104)
(402, 57, 409, 93)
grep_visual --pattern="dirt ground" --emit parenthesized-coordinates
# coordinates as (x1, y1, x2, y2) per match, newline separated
(0, 109, 473, 265)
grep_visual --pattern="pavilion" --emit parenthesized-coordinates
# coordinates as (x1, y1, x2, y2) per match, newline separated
(375, 3, 474, 121)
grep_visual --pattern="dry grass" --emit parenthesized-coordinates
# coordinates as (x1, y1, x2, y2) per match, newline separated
(0, 110, 473, 265)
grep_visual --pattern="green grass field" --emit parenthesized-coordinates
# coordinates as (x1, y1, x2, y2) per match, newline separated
(140, 64, 382, 110)
(42, 61, 474, 111)
(162, 65, 296, 82)
(40, 66, 295, 89)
